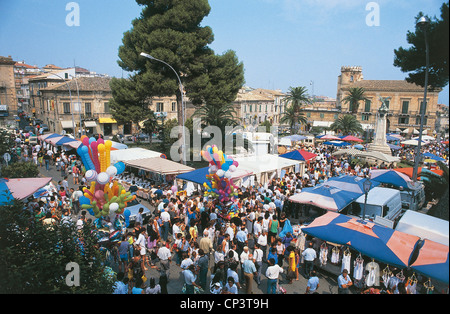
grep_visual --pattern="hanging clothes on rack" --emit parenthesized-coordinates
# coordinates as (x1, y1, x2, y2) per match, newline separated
(365, 260, 380, 287)
(353, 254, 365, 290)
(405, 273, 418, 294)
(296, 231, 306, 263)
(341, 248, 351, 275)
(424, 279, 434, 295)
(331, 246, 340, 264)
(319, 243, 328, 266)
(353, 254, 364, 281)
(381, 266, 393, 289)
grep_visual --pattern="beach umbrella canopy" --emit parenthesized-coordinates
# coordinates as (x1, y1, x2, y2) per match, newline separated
(386, 135, 401, 142)
(55, 136, 78, 146)
(323, 141, 351, 147)
(341, 135, 363, 142)
(283, 135, 307, 141)
(325, 175, 380, 194)
(410, 240, 449, 284)
(353, 144, 364, 150)
(280, 149, 317, 161)
(45, 135, 64, 145)
(401, 139, 430, 146)
(388, 143, 401, 150)
(369, 169, 412, 189)
(302, 212, 420, 268)
(332, 148, 363, 156)
(320, 134, 341, 140)
(422, 152, 445, 162)
(0, 177, 52, 205)
(289, 185, 361, 212)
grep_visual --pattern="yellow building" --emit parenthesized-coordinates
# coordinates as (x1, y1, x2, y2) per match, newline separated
(337, 66, 442, 136)
(36, 75, 118, 136)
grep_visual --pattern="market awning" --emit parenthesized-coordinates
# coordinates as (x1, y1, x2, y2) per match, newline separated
(60, 121, 74, 129)
(84, 121, 97, 128)
(176, 167, 253, 185)
(289, 185, 362, 212)
(0, 177, 53, 205)
(280, 149, 317, 161)
(410, 240, 449, 284)
(301, 212, 420, 268)
(99, 118, 117, 124)
(124, 157, 195, 175)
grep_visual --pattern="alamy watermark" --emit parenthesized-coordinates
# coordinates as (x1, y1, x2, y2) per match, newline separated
(66, 2, 80, 27)
(65, 262, 80, 287)
(366, 2, 380, 27)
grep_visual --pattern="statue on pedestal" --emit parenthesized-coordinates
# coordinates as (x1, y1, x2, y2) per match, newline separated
(367, 97, 392, 155)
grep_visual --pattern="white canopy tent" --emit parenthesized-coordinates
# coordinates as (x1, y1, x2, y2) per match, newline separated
(232, 154, 302, 185)
(110, 147, 162, 164)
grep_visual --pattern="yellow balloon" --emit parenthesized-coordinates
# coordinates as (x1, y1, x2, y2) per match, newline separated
(98, 143, 106, 173)
(105, 140, 112, 168)
(212, 146, 218, 153)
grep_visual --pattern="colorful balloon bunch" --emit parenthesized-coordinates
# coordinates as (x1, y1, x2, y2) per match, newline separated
(79, 180, 136, 218)
(201, 145, 240, 204)
(77, 135, 132, 218)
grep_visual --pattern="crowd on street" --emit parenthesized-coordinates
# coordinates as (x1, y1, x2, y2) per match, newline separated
(2, 127, 448, 295)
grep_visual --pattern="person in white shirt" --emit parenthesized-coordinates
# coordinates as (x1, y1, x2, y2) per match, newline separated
(134, 230, 147, 271)
(257, 231, 268, 262)
(253, 243, 264, 285)
(157, 241, 172, 278)
(266, 258, 283, 294)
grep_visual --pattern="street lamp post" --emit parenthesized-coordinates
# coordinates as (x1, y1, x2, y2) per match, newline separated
(140, 52, 187, 165)
(412, 16, 430, 185)
(362, 178, 372, 221)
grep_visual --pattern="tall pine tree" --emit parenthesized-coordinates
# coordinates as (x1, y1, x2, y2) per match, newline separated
(110, 0, 244, 162)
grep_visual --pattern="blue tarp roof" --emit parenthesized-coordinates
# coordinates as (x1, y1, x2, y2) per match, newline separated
(302, 212, 420, 268)
(0, 179, 14, 206)
(55, 136, 78, 146)
(176, 167, 210, 185)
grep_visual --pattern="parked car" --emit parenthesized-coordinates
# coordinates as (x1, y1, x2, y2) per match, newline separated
(40, 123, 49, 132)
(126, 133, 150, 142)
(121, 199, 152, 227)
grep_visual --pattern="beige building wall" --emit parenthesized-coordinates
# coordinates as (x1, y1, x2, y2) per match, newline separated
(337, 66, 442, 136)
(0, 56, 18, 122)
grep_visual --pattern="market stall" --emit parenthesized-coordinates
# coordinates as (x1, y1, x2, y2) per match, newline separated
(232, 154, 302, 185)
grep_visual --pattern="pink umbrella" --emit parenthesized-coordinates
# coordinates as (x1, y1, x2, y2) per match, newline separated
(4, 177, 52, 200)
(320, 134, 341, 140)
(341, 135, 363, 142)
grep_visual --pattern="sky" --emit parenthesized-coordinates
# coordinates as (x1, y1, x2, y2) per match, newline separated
(0, 0, 448, 105)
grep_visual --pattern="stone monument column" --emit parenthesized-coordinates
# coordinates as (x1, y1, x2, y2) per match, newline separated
(367, 97, 392, 155)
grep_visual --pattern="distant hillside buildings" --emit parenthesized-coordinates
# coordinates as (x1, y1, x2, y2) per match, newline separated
(1, 54, 447, 137)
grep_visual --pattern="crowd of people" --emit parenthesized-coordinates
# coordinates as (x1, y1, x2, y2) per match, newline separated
(3, 127, 448, 295)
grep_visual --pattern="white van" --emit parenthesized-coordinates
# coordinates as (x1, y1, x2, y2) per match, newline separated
(400, 184, 426, 212)
(395, 210, 449, 246)
(343, 187, 403, 228)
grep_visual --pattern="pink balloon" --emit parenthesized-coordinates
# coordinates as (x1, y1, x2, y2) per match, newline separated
(82, 137, 90, 147)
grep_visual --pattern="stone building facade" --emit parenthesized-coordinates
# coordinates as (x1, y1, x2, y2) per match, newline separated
(0, 55, 18, 124)
(336, 66, 442, 136)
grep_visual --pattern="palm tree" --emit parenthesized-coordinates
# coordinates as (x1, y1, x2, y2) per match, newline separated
(193, 103, 253, 153)
(280, 105, 308, 135)
(193, 103, 239, 132)
(342, 87, 369, 114)
(330, 114, 364, 136)
(282, 86, 312, 112)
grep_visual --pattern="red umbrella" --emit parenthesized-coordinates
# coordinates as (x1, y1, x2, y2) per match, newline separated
(341, 135, 363, 142)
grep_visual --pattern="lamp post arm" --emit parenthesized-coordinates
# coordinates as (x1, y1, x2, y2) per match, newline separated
(412, 26, 429, 183)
